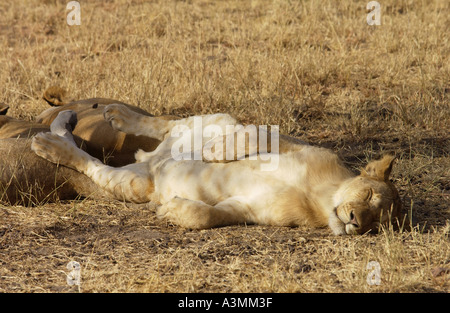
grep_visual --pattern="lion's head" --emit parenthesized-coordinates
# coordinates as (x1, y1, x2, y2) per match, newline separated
(329, 155, 402, 235)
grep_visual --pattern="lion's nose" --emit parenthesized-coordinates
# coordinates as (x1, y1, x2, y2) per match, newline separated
(349, 211, 360, 228)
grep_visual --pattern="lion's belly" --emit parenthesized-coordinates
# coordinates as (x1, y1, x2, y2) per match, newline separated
(154, 156, 308, 219)
(156, 160, 258, 201)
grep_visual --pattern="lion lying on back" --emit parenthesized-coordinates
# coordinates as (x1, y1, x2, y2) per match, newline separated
(32, 103, 402, 235)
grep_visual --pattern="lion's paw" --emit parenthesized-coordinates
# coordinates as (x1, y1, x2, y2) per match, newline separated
(103, 103, 137, 134)
(31, 132, 77, 167)
(156, 197, 182, 221)
(156, 197, 212, 229)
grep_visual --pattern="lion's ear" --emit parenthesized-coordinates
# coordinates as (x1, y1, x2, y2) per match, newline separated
(361, 154, 396, 181)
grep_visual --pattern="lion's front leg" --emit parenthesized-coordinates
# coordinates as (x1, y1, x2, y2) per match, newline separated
(203, 126, 275, 163)
(203, 130, 308, 163)
(157, 197, 250, 229)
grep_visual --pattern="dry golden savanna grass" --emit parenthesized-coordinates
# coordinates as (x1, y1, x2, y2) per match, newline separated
(0, 0, 449, 292)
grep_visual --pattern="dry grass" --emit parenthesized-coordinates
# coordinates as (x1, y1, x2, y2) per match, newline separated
(0, 0, 449, 292)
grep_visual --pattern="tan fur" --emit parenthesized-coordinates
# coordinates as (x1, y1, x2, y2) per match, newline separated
(0, 115, 50, 139)
(38, 87, 179, 166)
(0, 114, 98, 204)
(0, 103, 10, 115)
(1, 86, 166, 166)
(0, 138, 103, 205)
(0, 87, 175, 204)
(32, 104, 402, 235)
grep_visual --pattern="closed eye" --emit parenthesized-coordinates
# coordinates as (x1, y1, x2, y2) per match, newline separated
(366, 188, 373, 201)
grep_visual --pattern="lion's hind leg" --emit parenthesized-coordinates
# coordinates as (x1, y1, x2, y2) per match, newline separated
(157, 196, 251, 229)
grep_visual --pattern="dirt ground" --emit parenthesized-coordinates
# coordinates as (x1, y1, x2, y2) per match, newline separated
(0, 0, 449, 292)
(1, 198, 449, 293)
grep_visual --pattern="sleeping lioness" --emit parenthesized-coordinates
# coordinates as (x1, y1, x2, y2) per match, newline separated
(31, 103, 402, 235)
